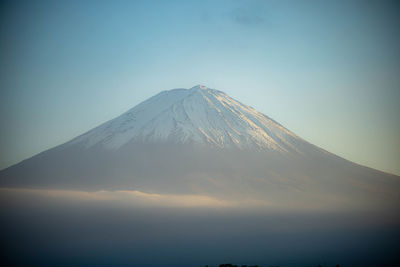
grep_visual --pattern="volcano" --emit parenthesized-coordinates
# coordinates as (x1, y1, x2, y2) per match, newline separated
(0, 85, 398, 211)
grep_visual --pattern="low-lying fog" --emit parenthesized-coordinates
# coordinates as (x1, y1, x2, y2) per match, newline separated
(1, 189, 399, 267)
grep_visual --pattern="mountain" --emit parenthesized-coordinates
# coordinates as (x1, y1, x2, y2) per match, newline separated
(0, 85, 399, 211)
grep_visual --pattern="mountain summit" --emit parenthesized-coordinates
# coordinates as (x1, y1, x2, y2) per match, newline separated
(0, 85, 398, 211)
(68, 85, 302, 153)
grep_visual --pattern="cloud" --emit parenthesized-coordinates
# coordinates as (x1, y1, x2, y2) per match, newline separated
(0, 188, 232, 208)
(229, 7, 265, 26)
(0, 188, 303, 210)
(227, 1, 271, 27)
(0, 187, 376, 212)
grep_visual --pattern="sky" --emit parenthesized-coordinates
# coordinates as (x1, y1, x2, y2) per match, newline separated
(0, 0, 399, 175)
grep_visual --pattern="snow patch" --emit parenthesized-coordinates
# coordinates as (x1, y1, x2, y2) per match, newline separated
(69, 85, 305, 153)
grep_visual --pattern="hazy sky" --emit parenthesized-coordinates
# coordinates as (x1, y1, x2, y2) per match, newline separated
(0, 0, 399, 175)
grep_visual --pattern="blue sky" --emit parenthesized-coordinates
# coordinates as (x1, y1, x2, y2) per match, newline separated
(0, 0, 399, 175)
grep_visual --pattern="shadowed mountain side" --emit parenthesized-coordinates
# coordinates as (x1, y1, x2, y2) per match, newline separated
(0, 142, 398, 212)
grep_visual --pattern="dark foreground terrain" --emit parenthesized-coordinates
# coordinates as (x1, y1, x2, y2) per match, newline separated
(1, 189, 399, 267)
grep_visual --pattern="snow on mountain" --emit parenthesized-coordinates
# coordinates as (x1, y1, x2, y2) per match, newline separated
(69, 85, 303, 153)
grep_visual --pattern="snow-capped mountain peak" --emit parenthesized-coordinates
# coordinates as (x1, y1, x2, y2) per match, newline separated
(191, 84, 208, 90)
(69, 86, 303, 152)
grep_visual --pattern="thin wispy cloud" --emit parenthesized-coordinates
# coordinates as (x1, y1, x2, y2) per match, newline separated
(226, 1, 270, 27)
(0, 188, 231, 208)
(229, 7, 265, 26)
(1, 187, 389, 213)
